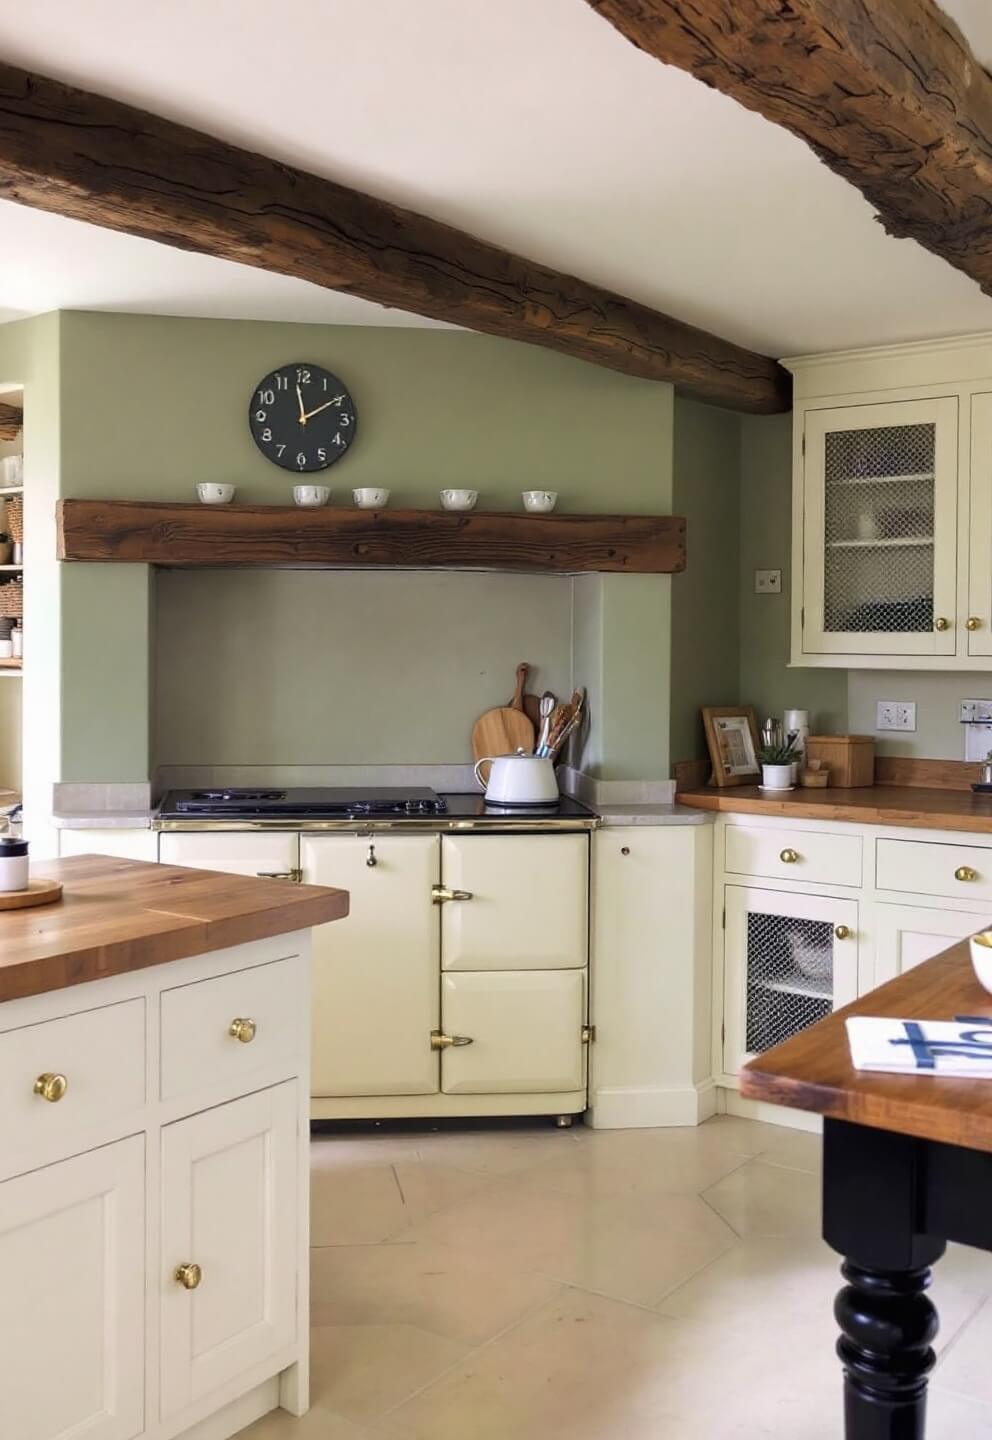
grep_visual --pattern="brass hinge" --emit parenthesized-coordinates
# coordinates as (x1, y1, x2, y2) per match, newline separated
(256, 869, 303, 883)
(581, 1024, 596, 1044)
(721, 907, 726, 930)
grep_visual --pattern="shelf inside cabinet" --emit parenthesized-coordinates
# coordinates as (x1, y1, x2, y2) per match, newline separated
(750, 974, 832, 1001)
(0, 565, 22, 573)
(826, 472, 934, 487)
(0, 486, 23, 497)
(827, 536, 934, 550)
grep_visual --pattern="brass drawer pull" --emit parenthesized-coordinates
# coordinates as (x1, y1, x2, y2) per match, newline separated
(431, 885, 474, 904)
(431, 1030, 474, 1050)
(934, 617, 951, 632)
(33, 1072, 67, 1103)
(228, 1017, 257, 1044)
(967, 617, 983, 631)
(174, 1262, 202, 1291)
(779, 848, 800, 864)
(955, 866, 978, 883)
(834, 924, 852, 941)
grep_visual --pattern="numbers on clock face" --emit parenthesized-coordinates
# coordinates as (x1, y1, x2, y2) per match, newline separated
(248, 363, 357, 472)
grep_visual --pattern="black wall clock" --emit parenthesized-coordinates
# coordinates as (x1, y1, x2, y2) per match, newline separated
(249, 362, 357, 472)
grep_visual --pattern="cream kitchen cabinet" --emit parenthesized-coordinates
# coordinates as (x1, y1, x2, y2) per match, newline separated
(787, 335, 992, 669)
(160, 1083, 298, 1418)
(301, 832, 440, 1098)
(874, 903, 985, 986)
(159, 830, 298, 879)
(299, 830, 590, 1122)
(723, 884, 859, 1077)
(0, 1135, 145, 1440)
(59, 826, 159, 860)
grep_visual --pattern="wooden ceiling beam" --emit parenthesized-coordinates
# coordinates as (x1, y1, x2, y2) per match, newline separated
(0, 62, 789, 414)
(0, 403, 22, 442)
(585, 0, 992, 295)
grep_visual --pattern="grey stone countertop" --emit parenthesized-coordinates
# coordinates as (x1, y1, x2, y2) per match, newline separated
(592, 804, 710, 827)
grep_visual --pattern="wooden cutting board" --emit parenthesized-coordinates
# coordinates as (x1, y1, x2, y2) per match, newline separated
(471, 704, 535, 763)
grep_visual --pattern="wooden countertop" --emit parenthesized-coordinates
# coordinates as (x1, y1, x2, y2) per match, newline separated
(0, 855, 349, 1004)
(678, 783, 992, 834)
(741, 935, 992, 1151)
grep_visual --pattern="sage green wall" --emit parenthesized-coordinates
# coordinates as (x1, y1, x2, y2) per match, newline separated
(56, 311, 674, 781)
(739, 413, 847, 735)
(847, 671, 992, 760)
(670, 399, 742, 764)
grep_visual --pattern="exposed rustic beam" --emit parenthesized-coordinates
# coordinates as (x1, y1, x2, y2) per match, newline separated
(57, 499, 687, 574)
(0, 403, 21, 442)
(585, 0, 992, 294)
(0, 62, 788, 414)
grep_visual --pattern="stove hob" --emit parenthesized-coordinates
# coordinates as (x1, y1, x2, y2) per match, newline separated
(160, 786, 449, 818)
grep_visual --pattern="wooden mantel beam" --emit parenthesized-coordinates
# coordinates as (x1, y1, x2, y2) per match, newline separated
(0, 63, 788, 414)
(585, 0, 992, 295)
(0, 403, 22, 442)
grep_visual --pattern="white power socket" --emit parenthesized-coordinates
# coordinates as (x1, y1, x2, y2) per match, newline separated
(754, 569, 782, 594)
(876, 701, 917, 732)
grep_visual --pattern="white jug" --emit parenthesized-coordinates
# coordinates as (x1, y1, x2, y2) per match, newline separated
(473, 751, 559, 807)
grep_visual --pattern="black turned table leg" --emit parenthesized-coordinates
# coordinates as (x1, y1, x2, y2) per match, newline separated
(823, 1120, 946, 1440)
(835, 1260, 938, 1439)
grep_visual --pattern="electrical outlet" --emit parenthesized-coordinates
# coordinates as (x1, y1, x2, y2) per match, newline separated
(754, 569, 782, 594)
(876, 701, 917, 732)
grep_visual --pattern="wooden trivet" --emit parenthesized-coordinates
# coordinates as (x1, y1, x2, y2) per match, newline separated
(0, 878, 63, 910)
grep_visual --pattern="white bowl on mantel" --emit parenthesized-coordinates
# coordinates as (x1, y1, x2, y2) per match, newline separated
(970, 932, 992, 993)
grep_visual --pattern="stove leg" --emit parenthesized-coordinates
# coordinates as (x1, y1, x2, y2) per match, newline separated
(835, 1260, 938, 1440)
(555, 1114, 574, 1128)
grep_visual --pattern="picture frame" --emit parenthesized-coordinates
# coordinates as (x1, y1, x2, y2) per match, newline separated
(702, 706, 761, 788)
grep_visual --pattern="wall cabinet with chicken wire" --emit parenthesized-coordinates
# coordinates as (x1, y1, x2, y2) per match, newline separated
(786, 336, 992, 670)
(723, 885, 859, 1077)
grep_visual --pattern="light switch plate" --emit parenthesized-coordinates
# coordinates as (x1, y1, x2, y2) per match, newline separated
(876, 701, 917, 732)
(754, 569, 782, 594)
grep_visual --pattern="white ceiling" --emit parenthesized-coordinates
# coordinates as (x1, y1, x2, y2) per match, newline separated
(0, 0, 989, 358)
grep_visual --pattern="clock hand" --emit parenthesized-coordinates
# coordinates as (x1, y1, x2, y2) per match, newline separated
(301, 396, 344, 422)
(296, 384, 307, 425)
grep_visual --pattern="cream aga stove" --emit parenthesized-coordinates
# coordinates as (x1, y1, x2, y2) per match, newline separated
(155, 785, 597, 1125)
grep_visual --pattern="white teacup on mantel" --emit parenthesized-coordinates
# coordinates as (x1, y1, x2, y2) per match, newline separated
(353, 487, 390, 509)
(293, 485, 330, 507)
(440, 489, 478, 512)
(522, 490, 558, 513)
(196, 483, 235, 505)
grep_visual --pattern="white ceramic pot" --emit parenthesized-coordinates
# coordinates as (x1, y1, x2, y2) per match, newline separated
(761, 762, 794, 791)
(196, 483, 234, 504)
(440, 489, 478, 511)
(293, 485, 330, 507)
(522, 490, 558, 513)
(473, 752, 559, 807)
(353, 487, 390, 508)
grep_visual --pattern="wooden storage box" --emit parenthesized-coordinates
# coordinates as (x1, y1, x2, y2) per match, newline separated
(804, 735, 875, 788)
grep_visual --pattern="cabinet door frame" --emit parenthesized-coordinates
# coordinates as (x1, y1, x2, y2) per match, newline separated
(873, 902, 985, 988)
(968, 391, 992, 655)
(723, 884, 859, 1076)
(801, 396, 959, 657)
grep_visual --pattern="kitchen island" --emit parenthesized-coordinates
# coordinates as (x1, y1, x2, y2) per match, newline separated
(0, 854, 349, 1440)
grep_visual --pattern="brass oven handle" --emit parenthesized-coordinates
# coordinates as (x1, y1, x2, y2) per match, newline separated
(228, 1017, 257, 1044)
(431, 885, 474, 904)
(779, 848, 800, 864)
(33, 1072, 67, 1103)
(174, 1262, 202, 1291)
(431, 1031, 474, 1050)
(955, 866, 978, 883)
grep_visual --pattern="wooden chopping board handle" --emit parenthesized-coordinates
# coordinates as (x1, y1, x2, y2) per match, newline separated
(511, 663, 529, 712)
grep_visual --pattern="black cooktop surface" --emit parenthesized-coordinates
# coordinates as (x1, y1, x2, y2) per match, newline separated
(160, 787, 448, 818)
(439, 793, 595, 820)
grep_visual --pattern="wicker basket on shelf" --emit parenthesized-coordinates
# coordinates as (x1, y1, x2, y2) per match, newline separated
(0, 578, 23, 619)
(4, 495, 22, 545)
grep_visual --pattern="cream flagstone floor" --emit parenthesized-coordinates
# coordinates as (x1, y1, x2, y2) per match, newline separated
(242, 1115, 992, 1439)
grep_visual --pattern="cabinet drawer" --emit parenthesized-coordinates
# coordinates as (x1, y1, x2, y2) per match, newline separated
(876, 838, 992, 902)
(0, 999, 145, 1159)
(725, 826, 862, 888)
(160, 955, 301, 1101)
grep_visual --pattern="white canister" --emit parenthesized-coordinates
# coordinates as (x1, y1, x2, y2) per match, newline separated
(11, 625, 21, 658)
(0, 836, 28, 891)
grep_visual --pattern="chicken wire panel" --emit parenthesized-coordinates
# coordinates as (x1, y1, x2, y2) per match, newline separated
(745, 910, 833, 1054)
(823, 422, 936, 633)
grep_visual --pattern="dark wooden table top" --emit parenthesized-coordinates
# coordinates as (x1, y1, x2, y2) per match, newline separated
(0, 854, 349, 1003)
(741, 933, 992, 1152)
(678, 783, 992, 833)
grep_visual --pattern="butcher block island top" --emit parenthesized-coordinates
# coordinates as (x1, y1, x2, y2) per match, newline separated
(0, 853, 349, 1003)
(741, 934, 992, 1152)
(678, 782, 992, 834)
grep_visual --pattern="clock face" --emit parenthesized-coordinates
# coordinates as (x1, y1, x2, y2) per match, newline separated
(249, 363, 357, 472)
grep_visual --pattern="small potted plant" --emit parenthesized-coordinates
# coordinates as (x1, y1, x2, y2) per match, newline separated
(759, 737, 800, 791)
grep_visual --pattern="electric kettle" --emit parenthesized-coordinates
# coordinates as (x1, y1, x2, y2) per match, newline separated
(473, 751, 560, 807)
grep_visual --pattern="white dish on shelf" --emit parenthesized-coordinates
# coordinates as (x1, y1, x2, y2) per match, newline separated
(758, 784, 794, 793)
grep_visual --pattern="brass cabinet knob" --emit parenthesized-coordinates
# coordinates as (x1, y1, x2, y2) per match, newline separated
(430, 1030, 474, 1050)
(33, 1072, 67, 1103)
(779, 848, 800, 864)
(955, 866, 978, 883)
(228, 1017, 257, 1044)
(967, 617, 983, 631)
(174, 1262, 202, 1291)
(934, 617, 951, 631)
(834, 924, 851, 940)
